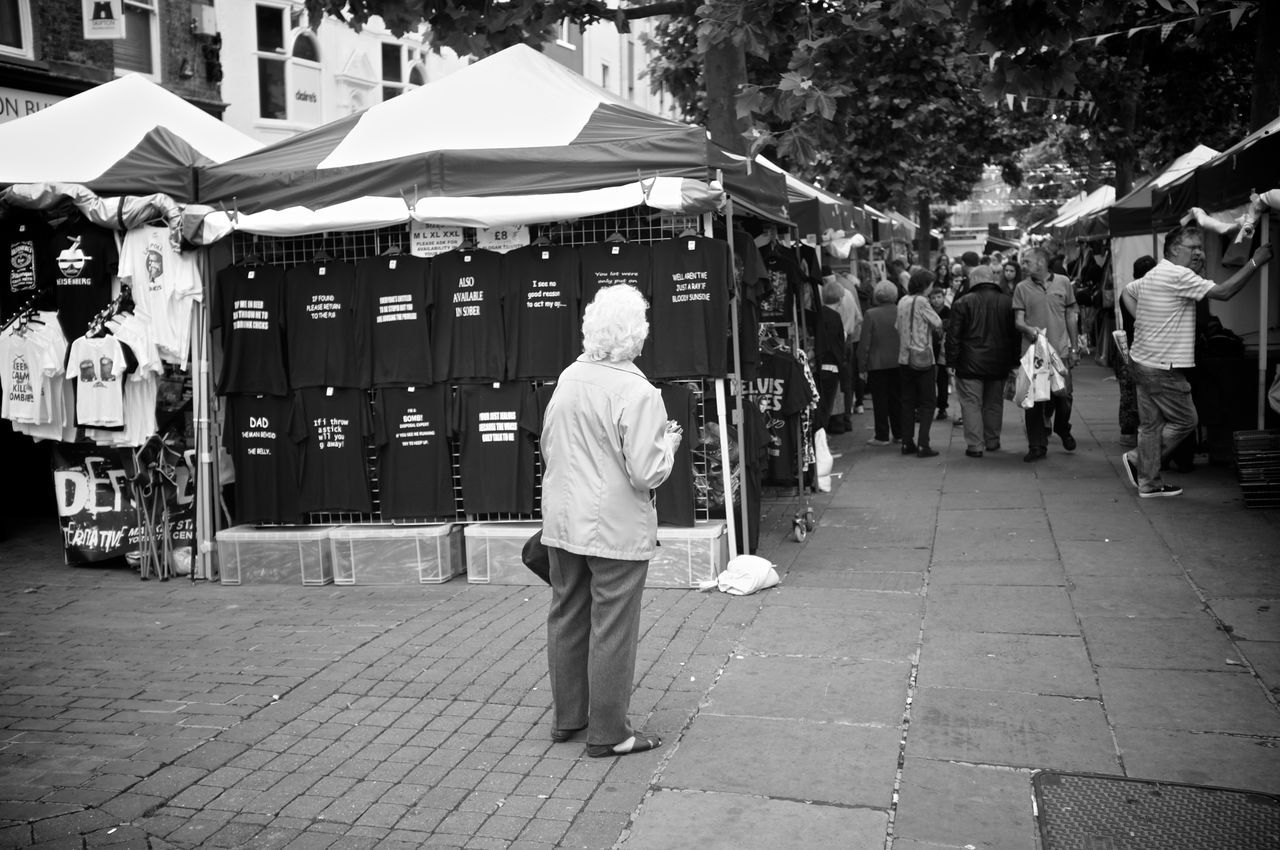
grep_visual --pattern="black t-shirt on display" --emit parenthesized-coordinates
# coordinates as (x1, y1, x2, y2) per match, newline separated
(450, 383, 539, 515)
(51, 219, 117, 342)
(284, 261, 369, 389)
(373, 385, 455, 520)
(223, 394, 302, 525)
(358, 255, 434, 387)
(212, 265, 289, 396)
(748, 350, 812, 484)
(579, 241, 654, 373)
(291, 386, 373, 514)
(503, 245, 580, 380)
(758, 245, 805, 323)
(0, 216, 57, 320)
(648, 236, 731, 379)
(656, 383, 699, 527)
(430, 249, 507, 383)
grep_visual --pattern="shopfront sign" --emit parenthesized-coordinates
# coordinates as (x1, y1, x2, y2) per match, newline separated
(0, 87, 64, 125)
(290, 63, 322, 126)
(82, 0, 125, 40)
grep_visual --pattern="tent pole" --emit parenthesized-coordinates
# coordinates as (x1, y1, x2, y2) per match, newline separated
(721, 176, 748, 560)
(1259, 213, 1271, 430)
(705, 207, 738, 561)
(193, 254, 216, 581)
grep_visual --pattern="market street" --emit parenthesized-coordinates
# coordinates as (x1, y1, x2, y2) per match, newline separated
(1, 363, 1278, 849)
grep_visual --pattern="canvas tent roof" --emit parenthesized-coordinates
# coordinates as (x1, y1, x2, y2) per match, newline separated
(1085, 145, 1220, 238)
(1041, 185, 1114, 233)
(1153, 115, 1280, 229)
(197, 44, 783, 231)
(0, 74, 260, 202)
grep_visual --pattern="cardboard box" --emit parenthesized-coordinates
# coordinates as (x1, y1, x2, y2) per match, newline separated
(216, 525, 334, 586)
(465, 522, 543, 585)
(329, 524, 464, 585)
(649, 521, 727, 588)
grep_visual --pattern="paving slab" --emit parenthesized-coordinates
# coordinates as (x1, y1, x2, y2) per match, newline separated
(936, 508, 1051, 534)
(917, 631, 1098, 697)
(765, 585, 923, 615)
(907, 687, 1118, 772)
(782, 569, 924, 592)
(1203, 598, 1280, 642)
(1056, 537, 1183, 577)
(1079, 614, 1242, 670)
(926, 585, 1079, 635)
(939, 485, 1045, 512)
(703, 655, 908, 725)
(928, 559, 1065, 586)
(893, 757, 1038, 849)
(1096, 667, 1280, 736)
(816, 509, 935, 548)
(657, 715, 899, 808)
(930, 527, 1060, 562)
(736, 604, 920, 661)
(1068, 574, 1205, 618)
(1112, 726, 1280, 794)
(618, 789, 886, 850)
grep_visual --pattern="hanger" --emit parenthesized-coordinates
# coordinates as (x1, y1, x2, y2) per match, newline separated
(605, 230, 627, 243)
(0, 287, 52, 336)
(381, 236, 403, 256)
(85, 284, 135, 339)
(457, 229, 477, 251)
(679, 225, 698, 238)
(531, 230, 551, 247)
(239, 236, 264, 267)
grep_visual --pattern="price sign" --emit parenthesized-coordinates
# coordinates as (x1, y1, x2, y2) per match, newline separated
(477, 224, 530, 253)
(410, 222, 464, 257)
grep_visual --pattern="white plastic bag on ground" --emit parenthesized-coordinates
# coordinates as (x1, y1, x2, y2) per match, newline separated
(699, 554, 780, 596)
(814, 428, 833, 493)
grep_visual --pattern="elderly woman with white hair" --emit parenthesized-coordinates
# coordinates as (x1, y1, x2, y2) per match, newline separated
(539, 283, 682, 758)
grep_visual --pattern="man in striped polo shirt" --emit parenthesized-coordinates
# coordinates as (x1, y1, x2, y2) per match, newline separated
(1120, 225, 1272, 498)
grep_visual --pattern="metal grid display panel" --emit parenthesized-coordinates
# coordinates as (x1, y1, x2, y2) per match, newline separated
(227, 208, 713, 527)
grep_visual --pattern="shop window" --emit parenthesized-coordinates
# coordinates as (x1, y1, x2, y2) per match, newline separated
(381, 42, 403, 101)
(600, 62, 610, 91)
(0, 0, 33, 60)
(289, 31, 322, 124)
(408, 64, 426, 88)
(255, 4, 288, 120)
(556, 20, 574, 49)
(115, 0, 159, 78)
(292, 31, 319, 63)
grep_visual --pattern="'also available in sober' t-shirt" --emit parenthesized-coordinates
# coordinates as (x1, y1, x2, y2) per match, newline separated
(291, 386, 373, 514)
(648, 235, 731, 379)
(373, 384, 455, 520)
(430, 249, 507, 383)
(503, 245, 580, 380)
(450, 383, 538, 515)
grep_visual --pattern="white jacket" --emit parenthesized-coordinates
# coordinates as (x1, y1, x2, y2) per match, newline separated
(540, 355, 676, 561)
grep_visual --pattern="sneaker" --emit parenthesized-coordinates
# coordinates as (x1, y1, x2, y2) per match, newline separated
(1061, 432, 1077, 452)
(1023, 448, 1046, 463)
(965, 449, 984, 458)
(854, 404, 865, 414)
(1121, 451, 1138, 488)
(935, 410, 948, 421)
(867, 438, 891, 447)
(917, 447, 939, 458)
(986, 442, 1001, 452)
(1139, 484, 1183, 498)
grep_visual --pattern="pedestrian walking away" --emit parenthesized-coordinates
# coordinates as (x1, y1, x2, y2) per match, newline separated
(946, 262, 1020, 457)
(858, 281, 903, 445)
(1121, 223, 1272, 498)
(895, 268, 943, 458)
(1013, 247, 1080, 462)
(539, 284, 682, 757)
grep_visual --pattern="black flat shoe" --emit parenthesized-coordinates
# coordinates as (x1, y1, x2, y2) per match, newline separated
(965, 449, 983, 458)
(587, 732, 662, 758)
(551, 726, 586, 743)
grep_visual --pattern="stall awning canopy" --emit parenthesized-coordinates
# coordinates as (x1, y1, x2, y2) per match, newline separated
(197, 44, 772, 227)
(1153, 115, 1280, 229)
(1041, 186, 1114, 233)
(1095, 144, 1219, 237)
(0, 74, 260, 201)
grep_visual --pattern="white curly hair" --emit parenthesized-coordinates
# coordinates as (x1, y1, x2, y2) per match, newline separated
(581, 283, 649, 363)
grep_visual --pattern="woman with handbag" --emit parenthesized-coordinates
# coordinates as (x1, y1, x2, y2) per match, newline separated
(895, 268, 943, 457)
(539, 284, 682, 758)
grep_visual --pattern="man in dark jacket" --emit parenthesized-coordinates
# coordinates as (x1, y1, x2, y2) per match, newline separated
(946, 271, 1019, 457)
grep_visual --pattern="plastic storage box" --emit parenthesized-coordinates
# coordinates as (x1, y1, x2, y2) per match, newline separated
(329, 524, 464, 585)
(649, 521, 728, 588)
(465, 522, 542, 584)
(216, 525, 334, 586)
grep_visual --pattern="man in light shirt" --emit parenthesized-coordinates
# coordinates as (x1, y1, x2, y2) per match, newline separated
(1121, 225, 1272, 498)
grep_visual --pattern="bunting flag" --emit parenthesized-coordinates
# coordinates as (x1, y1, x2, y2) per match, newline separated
(1160, 22, 1176, 41)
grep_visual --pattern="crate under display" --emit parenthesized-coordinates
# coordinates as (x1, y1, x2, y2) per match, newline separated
(216, 526, 335, 586)
(329, 524, 464, 585)
(464, 521, 727, 588)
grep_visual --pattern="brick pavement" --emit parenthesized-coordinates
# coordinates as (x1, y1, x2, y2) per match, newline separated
(1, 363, 1278, 849)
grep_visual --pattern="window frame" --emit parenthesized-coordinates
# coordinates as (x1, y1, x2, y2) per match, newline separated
(0, 0, 34, 61)
(254, 3, 290, 122)
(114, 0, 161, 80)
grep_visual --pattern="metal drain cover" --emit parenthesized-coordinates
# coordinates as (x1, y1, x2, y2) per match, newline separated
(1032, 771, 1280, 850)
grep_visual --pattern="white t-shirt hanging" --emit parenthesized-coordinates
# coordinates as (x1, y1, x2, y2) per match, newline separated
(69, 335, 128, 427)
(0, 312, 66, 424)
(118, 226, 201, 365)
(18, 375, 75, 443)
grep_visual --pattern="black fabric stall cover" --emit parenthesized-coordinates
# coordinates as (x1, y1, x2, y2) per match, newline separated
(86, 126, 215, 203)
(1153, 117, 1280, 231)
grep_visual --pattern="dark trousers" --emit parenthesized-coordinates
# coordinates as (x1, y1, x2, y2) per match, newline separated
(1024, 371, 1073, 450)
(867, 368, 902, 441)
(899, 365, 937, 449)
(841, 341, 863, 412)
(935, 364, 949, 412)
(816, 365, 840, 430)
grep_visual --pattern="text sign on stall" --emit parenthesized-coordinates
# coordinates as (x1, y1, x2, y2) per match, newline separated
(51, 444, 138, 563)
(476, 225, 530, 253)
(410, 222, 464, 257)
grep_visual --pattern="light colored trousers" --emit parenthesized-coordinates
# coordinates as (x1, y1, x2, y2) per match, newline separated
(547, 546, 648, 746)
(956, 376, 1005, 452)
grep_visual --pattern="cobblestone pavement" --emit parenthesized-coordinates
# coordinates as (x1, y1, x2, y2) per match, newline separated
(2, 363, 1279, 849)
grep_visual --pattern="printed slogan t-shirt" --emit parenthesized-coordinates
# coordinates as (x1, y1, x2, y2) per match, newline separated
(291, 386, 373, 514)
(285, 261, 369, 389)
(52, 220, 117, 343)
(358, 255, 434, 386)
(430, 249, 507, 382)
(578, 241, 652, 373)
(212, 265, 289, 396)
(503, 245, 580, 380)
(223, 393, 302, 525)
(373, 384, 455, 519)
(450, 383, 538, 514)
(747, 349, 812, 484)
(648, 235, 730, 379)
